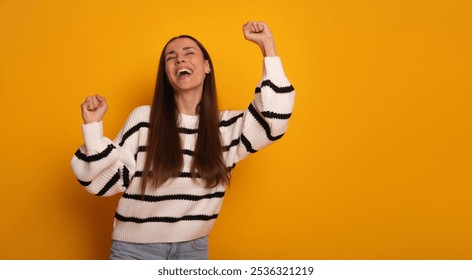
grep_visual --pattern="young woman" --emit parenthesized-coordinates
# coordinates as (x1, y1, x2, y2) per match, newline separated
(71, 21, 295, 260)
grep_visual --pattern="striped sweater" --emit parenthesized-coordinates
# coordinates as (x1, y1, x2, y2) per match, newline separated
(70, 56, 295, 243)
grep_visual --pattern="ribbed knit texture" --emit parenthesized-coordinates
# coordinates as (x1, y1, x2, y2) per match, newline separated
(70, 56, 295, 243)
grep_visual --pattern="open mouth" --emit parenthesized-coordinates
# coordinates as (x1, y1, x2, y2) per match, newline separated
(177, 68, 193, 79)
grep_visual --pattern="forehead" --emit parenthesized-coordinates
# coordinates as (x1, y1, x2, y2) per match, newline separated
(165, 37, 201, 54)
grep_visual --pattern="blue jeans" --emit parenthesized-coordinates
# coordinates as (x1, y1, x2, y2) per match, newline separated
(109, 236, 208, 260)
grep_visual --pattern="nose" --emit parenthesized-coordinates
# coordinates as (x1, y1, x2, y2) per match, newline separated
(176, 55, 186, 64)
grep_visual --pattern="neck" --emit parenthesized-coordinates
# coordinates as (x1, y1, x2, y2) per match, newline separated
(174, 88, 202, 115)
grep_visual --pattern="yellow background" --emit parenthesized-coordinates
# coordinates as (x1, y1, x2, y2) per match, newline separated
(1, 0, 471, 259)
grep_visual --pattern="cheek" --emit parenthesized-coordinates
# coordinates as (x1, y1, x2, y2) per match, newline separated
(164, 67, 173, 81)
(196, 62, 208, 74)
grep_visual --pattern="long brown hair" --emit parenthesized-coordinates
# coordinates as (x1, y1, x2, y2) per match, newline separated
(141, 35, 230, 193)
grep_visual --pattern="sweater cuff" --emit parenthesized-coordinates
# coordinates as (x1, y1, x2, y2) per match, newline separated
(263, 56, 286, 80)
(81, 121, 104, 150)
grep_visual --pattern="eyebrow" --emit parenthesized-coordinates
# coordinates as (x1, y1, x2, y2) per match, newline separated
(165, 47, 197, 57)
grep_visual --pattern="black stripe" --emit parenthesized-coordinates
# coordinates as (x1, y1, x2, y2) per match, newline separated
(248, 104, 285, 141)
(119, 122, 149, 146)
(122, 191, 225, 202)
(135, 146, 194, 157)
(179, 127, 198, 134)
(220, 113, 244, 127)
(262, 111, 292, 120)
(123, 166, 130, 188)
(78, 179, 91, 186)
(96, 170, 121, 196)
(180, 172, 201, 178)
(115, 212, 218, 224)
(75, 144, 115, 163)
(134, 146, 147, 160)
(255, 80, 294, 94)
(241, 134, 257, 154)
(133, 171, 200, 179)
(228, 162, 236, 171)
(224, 138, 240, 151)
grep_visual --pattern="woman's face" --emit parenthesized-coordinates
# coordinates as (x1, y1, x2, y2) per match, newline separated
(164, 37, 210, 94)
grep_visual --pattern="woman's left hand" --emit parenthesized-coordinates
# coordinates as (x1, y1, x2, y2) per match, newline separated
(243, 21, 277, 57)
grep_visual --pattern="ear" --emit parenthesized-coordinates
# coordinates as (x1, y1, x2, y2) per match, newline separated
(204, 60, 211, 74)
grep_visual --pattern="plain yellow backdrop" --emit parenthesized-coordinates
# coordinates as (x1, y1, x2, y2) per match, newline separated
(0, 0, 471, 259)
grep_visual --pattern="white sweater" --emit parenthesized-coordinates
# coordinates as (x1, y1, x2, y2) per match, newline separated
(70, 56, 295, 243)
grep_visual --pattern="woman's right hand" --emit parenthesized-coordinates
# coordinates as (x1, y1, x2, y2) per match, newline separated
(81, 94, 108, 124)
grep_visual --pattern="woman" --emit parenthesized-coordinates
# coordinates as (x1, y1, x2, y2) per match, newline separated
(71, 21, 295, 260)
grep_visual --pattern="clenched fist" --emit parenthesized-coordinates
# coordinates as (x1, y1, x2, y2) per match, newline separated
(81, 94, 108, 124)
(243, 21, 277, 57)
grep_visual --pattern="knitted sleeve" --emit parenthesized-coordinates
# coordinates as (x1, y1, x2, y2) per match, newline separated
(221, 56, 295, 165)
(70, 106, 149, 196)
